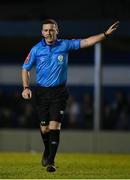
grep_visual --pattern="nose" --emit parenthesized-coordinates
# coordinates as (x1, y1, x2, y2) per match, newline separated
(47, 30, 51, 35)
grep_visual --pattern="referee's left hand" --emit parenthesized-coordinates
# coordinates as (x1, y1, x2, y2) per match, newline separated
(22, 88, 32, 99)
(105, 21, 120, 36)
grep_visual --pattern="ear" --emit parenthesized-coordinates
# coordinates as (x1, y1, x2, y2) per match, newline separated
(41, 30, 44, 37)
(55, 25, 59, 35)
(56, 28, 59, 35)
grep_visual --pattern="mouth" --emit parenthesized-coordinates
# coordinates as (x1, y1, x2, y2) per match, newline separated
(46, 35, 52, 39)
(45, 36, 54, 44)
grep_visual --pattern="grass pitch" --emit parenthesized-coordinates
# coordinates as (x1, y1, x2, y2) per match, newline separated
(0, 153, 130, 179)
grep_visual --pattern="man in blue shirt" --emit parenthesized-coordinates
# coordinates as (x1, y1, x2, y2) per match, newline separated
(22, 19, 119, 172)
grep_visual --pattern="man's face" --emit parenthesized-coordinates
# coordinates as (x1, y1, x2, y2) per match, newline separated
(42, 23, 58, 44)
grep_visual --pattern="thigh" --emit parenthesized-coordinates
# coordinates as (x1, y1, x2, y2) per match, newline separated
(40, 124, 50, 133)
(49, 121, 61, 130)
(49, 87, 69, 122)
(34, 87, 50, 125)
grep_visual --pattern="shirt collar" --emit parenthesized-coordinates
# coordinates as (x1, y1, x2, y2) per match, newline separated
(41, 39, 60, 47)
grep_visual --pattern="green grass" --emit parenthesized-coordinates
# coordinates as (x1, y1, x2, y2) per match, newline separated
(0, 153, 130, 179)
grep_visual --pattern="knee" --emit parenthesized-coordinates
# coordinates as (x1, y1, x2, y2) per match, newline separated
(40, 125, 49, 134)
(49, 121, 61, 130)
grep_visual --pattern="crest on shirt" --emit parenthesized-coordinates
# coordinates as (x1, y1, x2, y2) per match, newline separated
(57, 55, 64, 62)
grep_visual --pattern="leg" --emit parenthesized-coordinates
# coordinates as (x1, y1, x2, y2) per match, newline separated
(45, 86, 69, 172)
(46, 121, 61, 172)
(40, 124, 50, 166)
(34, 86, 50, 166)
(48, 121, 61, 164)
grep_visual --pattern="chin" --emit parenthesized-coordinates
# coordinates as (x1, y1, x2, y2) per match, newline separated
(48, 40, 53, 43)
(46, 39, 55, 44)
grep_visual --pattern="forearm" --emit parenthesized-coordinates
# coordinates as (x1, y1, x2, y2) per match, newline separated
(22, 68, 30, 88)
(80, 33, 105, 48)
(80, 21, 119, 49)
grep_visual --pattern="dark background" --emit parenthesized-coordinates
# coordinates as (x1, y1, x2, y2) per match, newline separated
(0, 0, 130, 130)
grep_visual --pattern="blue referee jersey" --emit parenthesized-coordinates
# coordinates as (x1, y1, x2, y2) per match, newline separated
(22, 39, 81, 87)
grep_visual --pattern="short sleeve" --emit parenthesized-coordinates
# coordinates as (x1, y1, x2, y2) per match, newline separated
(65, 39, 81, 51)
(22, 47, 36, 71)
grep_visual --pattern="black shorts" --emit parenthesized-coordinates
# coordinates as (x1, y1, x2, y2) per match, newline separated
(34, 84, 69, 126)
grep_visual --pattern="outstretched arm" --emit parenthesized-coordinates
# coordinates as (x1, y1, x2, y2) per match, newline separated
(80, 21, 119, 48)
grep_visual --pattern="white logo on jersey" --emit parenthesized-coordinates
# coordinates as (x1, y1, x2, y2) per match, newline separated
(58, 55, 64, 62)
(60, 110, 64, 114)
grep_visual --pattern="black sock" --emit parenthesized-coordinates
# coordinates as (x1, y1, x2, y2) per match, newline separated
(48, 129, 60, 164)
(40, 131, 50, 158)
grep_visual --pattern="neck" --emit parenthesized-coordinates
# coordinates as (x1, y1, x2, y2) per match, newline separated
(45, 39, 56, 45)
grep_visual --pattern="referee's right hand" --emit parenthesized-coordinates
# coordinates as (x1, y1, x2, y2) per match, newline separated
(22, 88, 32, 99)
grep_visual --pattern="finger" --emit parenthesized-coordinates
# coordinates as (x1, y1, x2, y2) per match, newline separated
(27, 94, 30, 99)
(23, 93, 30, 99)
(25, 93, 31, 99)
(22, 91, 28, 99)
(24, 95, 29, 99)
(29, 92, 32, 99)
(111, 21, 120, 29)
(113, 21, 120, 26)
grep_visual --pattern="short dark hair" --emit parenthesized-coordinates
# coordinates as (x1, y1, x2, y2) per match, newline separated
(42, 19, 59, 31)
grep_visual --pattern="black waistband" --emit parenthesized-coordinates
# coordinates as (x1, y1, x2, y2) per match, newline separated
(36, 83, 66, 89)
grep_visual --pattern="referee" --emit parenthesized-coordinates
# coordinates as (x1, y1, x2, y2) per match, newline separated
(21, 19, 119, 172)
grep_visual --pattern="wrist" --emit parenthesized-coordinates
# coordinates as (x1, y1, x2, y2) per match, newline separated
(23, 86, 30, 90)
(104, 32, 109, 38)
